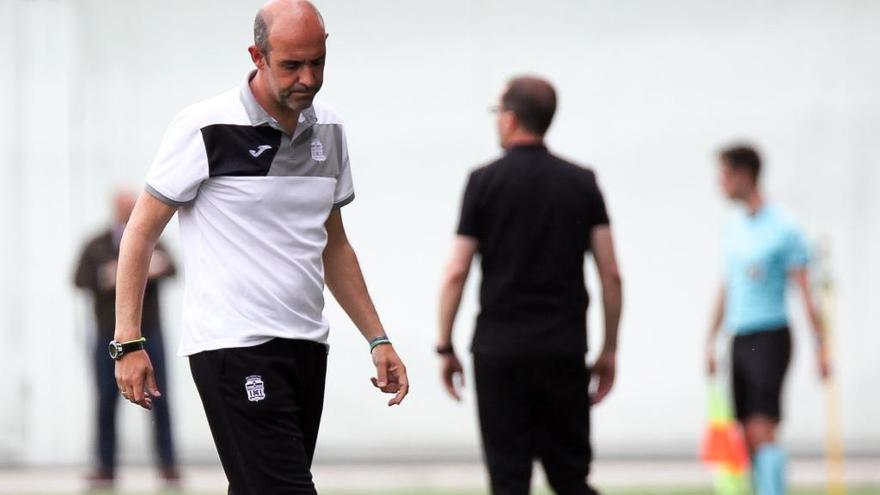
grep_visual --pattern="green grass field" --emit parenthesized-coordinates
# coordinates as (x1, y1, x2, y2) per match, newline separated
(54, 487, 880, 495)
(315, 489, 880, 495)
(317, 489, 880, 495)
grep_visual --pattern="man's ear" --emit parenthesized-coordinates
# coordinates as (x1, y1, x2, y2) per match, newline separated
(248, 45, 268, 68)
(505, 112, 519, 134)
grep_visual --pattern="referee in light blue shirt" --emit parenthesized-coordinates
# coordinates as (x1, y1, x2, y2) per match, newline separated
(705, 144, 830, 495)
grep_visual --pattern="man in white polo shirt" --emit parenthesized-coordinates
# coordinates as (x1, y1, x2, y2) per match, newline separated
(112, 1, 409, 493)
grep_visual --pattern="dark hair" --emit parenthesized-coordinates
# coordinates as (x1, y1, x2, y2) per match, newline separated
(254, 11, 270, 54)
(719, 144, 761, 181)
(501, 76, 557, 135)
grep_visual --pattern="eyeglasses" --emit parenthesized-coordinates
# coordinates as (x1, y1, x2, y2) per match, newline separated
(488, 105, 509, 115)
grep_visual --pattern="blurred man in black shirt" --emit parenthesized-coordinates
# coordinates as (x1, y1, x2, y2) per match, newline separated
(73, 189, 179, 488)
(438, 76, 623, 495)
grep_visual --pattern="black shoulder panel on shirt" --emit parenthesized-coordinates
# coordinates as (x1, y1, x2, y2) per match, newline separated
(201, 124, 283, 177)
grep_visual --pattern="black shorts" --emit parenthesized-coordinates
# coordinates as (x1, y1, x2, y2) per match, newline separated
(732, 326, 791, 422)
(189, 338, 328, 495)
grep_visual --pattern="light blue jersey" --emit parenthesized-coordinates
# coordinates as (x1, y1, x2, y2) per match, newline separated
(723, 203, 809, 335)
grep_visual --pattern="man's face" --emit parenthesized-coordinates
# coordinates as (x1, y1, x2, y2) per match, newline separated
(257, 23, 326, 113)
(114, 192, 136, 224)
(494, 93, 516, 149)
(718, 161, 752, 200)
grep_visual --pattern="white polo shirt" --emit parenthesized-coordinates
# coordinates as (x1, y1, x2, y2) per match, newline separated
(145, 72, 354, 356)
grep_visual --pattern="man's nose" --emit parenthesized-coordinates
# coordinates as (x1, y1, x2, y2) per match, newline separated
(299, 67, 316, 89)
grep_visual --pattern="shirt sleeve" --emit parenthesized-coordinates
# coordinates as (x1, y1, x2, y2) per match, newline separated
(456, 170, 482, 238)
(332, 125, 355, 208)
(145, 111, 210, 206)
(73, 240, 98, 292)
(586, 171, 610, 229)
(783, 225, 810, 270)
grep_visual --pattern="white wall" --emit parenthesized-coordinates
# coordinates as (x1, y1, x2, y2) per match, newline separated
(1, 0, 878, 465)
(0, 0, 22, 463)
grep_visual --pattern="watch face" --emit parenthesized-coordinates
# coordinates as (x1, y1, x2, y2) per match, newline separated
(108, 341, 121, 360)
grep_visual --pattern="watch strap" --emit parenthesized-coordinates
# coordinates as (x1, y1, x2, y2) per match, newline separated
(119, 337, 147, 354)
(435, 344, 455, 356)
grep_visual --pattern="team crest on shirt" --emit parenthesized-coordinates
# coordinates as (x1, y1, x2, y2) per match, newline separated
(245, 375, 266, 402)
(311, 139, 327, 162)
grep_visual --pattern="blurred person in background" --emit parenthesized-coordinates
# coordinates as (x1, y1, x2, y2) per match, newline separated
(437, 76, 623, 495)
(112, 1, 409, 493)
(705, 144, 831, 495)
(73, 188, 179, 489)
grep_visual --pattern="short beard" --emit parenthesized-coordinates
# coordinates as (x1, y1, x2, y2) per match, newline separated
(279, 84, 318, 111)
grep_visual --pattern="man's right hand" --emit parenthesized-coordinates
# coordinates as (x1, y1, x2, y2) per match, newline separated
(370, 344, 410, 406)
(440, 353, 465, 401)
(115, 350, 161, 410)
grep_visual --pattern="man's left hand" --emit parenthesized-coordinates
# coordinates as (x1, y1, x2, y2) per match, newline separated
(590, 351, 616, 405)
(370, 344, 410, 406)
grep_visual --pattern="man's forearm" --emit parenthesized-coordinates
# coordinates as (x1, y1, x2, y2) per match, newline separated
(437, 236, 477, 349)
(115, 228, 159, 342)
(803, 289, 827, 345)
(600, 276, 622, 354)
(707, 286, 725, 343)
(324, 241, 386, 341)
(114, 192, 176, 342)
(438, 275, 467, 347)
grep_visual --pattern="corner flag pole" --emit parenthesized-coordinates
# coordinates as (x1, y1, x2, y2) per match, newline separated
(816, 238, 846, 495)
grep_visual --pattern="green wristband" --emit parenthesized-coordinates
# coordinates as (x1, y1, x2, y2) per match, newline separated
(369, 336, 391, 352)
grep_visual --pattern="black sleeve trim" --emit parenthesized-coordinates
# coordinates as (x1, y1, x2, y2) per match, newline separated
(333, 192, 355, 209)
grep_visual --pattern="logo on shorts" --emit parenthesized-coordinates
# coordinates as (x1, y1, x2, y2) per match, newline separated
(310, 139, 326, 161)
(249, 145, 272, 158)
(245, 375, 266, 402)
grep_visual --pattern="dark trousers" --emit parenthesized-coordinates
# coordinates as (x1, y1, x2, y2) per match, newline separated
(474, 353, 598, 495)
(93, 329, 177, 473)
(189, 338, 328, 495)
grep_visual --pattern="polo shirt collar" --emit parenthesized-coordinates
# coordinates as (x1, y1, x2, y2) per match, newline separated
(508, 143, 547, 152)
(239, 70, 318, 133)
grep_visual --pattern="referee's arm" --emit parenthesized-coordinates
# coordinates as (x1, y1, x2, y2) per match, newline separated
(323, 209, 410, 406)
(790, 268, 831, 379)
(115, 191, 178, 410)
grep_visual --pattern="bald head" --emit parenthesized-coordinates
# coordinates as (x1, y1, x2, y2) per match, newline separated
(254, 0, 325, 56)
(502, 76, 557, 135)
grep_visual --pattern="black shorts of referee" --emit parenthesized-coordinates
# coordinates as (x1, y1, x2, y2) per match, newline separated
(189, 338, 328, 495)
(731, 326, 791, 422)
